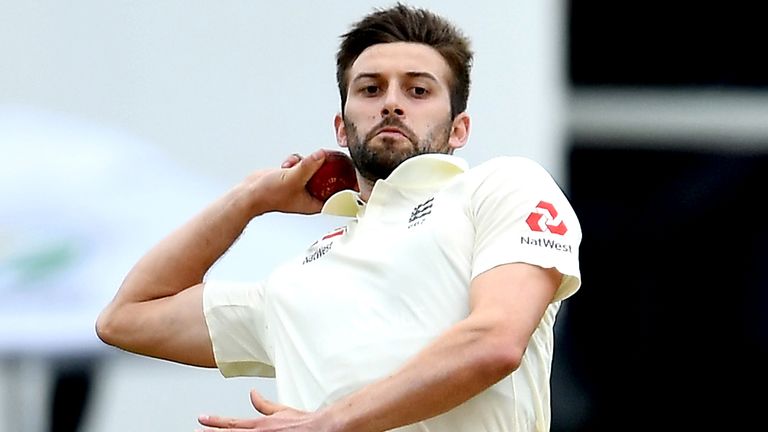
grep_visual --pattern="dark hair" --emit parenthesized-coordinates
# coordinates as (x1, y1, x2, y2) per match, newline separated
(336, 3, 473, 119)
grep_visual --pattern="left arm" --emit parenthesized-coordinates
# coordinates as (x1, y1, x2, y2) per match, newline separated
(198, 262, 560, 432)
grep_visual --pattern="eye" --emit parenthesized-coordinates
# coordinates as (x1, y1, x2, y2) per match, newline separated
(409, 86, 429, 98)
(360, 85, 380, 96)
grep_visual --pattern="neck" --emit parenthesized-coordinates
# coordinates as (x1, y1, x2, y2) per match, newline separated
(356, 174, 376, 202)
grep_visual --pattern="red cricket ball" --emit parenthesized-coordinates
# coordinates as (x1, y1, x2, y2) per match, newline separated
(305, 150, 358, 202)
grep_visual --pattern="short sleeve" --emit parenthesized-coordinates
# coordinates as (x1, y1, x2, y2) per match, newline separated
(469, 157, 582, 301)
(203, 280, 275, 377)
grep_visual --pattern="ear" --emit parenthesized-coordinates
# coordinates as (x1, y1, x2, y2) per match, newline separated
(334, 113, 348, 148)
(448, 112, 470, 150)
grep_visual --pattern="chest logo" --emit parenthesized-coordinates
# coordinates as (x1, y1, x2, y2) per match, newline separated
(408, 197, 434, 229)
(303, 226, 346, 264)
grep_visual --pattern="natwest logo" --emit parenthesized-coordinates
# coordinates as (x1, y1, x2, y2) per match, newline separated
(526, 201, 567, 235)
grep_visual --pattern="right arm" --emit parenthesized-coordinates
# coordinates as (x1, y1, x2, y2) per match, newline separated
(95, 150, 328, 367)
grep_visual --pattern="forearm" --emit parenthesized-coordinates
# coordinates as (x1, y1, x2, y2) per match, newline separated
(95, 181, 265, 363)
(112, 182, 264, 304)
(324, 316, 520, 432)
(106, 151, 327, 306)
(317, 264, 559, 432)
(96, 153, 328, 365)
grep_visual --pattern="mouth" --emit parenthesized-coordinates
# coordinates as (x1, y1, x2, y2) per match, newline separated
(375, 127, 408, 139)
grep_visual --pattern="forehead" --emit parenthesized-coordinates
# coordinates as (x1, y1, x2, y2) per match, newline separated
(350, 42, 452, 85)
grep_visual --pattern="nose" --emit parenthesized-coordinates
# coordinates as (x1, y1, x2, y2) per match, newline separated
(381, 88, 405, 117)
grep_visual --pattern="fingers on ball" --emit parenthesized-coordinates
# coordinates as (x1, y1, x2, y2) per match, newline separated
(281, 153, 303, 168)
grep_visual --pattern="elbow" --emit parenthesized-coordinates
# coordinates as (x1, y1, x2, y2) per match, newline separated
(465, 318, 528, 379)
(487, 342, 524, 376)
(95, 305, 122, 348)
(476, 329, 526, 378)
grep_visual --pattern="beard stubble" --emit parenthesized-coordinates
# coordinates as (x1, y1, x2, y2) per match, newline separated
(344, 115, 453, 182)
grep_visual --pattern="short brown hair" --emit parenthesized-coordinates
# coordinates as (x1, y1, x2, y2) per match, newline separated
(336, 3, 473, 119)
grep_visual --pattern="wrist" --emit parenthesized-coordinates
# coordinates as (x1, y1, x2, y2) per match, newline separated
(315, 404, 354, 432)
(228, 178, 271, 218)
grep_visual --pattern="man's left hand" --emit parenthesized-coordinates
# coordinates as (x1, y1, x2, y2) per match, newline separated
(196, 390, 330, 432)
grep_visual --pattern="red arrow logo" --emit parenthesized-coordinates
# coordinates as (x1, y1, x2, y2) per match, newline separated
(526, 201, 567, 235)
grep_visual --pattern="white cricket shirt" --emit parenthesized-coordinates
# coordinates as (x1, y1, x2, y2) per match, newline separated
(204, 153, 582, 431)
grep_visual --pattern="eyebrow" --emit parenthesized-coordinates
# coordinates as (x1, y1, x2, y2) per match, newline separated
(351, 71, 440, 83)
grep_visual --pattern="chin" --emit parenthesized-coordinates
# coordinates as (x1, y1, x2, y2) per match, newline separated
(373, 136, 415, 152)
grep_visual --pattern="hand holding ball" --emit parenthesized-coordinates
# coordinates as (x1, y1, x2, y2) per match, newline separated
(305, 150, 358, 202)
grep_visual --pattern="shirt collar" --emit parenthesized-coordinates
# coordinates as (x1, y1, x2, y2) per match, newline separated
(321, 153, 468, 217)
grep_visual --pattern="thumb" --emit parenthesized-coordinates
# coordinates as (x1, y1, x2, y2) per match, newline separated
(250, 389, 288, 415)
(290, 149, 327, 185)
